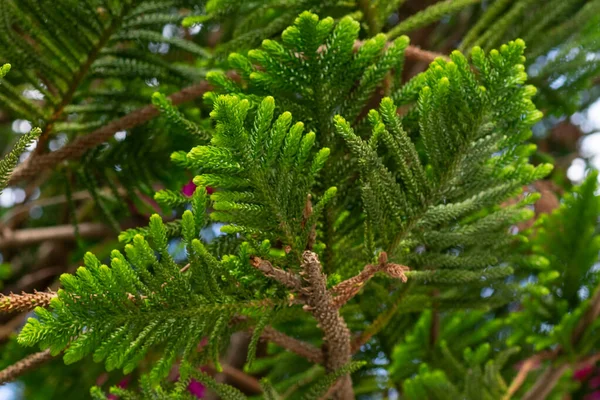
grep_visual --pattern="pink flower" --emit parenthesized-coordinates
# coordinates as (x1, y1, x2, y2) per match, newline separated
(182, 180, 213, 197)
(182, 180, 197, 197)
(188, 379, 206, 398)
(575, 365, 595, 381)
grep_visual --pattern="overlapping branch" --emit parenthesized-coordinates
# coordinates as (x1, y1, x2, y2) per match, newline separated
(0, 291, 56, 314)
(510, 284, 600, 400)
(7, 45, 443, 186)
(8, 81, 211, 185)
(261, 326, 323, 364)
(0, 349, 53, 384)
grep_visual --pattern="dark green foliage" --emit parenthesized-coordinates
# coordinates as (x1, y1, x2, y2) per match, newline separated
(335, 40, 550, 305)
(302, 361, 366, 399)
(508, 172, 600, 354)
(180, 95, 334, 252)
(1, 2, 599, 399)
(401, 347, 518, 400)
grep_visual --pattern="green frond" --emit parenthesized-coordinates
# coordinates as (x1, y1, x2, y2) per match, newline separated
(0, 127, 41, 193)
(18, 203, 277, 380)
(178, 95, 334, 251)
(303, 361, 366, 399)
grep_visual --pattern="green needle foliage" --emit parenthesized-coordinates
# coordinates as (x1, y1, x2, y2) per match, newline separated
(0, 2, 599, 399)
(18, 187, 279, 381)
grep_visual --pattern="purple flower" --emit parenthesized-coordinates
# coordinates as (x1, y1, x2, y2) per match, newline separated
(182, 180, 214, 197)
(182, 180, 197, 197)
(188, 379, 206, 398)
(575, 365, 595, 381)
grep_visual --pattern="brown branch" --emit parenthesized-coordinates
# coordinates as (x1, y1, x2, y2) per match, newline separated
(261, 326, 324, 364)
(503, 354, 548, 400)
(8, 81, 211, 185)
(0, 349, 53, 384)
(250, 256, 303, 292)
(0, 291, 56, 314)
(332, 252, 408, 308)
(301, 251, 353, 399)
(7, 41, 442, 186)
(1, 187, 128, 225)
(0, 223, 113, 249)
(521, 364, 570, 400)
(204, 363, 262, 395)
(405, 45, 449, 63)
(352, 41, 448, 63)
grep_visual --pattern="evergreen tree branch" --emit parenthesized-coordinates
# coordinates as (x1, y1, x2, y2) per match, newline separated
(300, 251, 353, 399)
(0, 349, 53, 384)
(8, 81, 211, 185)
(0, 291, 56, 314)
(261, 326, 324, 364)
(519, 284, 600, 400)
(351, 281, 414, 353)
(8, 38, 442, 186)
(250, 256, 303, 292)
(0, 223, 115, 249)
(331, 252, 409, 308)
(35, 3, 132, 151)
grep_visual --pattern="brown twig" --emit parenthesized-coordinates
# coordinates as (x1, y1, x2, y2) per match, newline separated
(8, 81, 211, 185)
(0, 349, 53, 384)
(204, 363, 262, 395)
(0, 223, 113, 249)
(261, 326, 324, 364)
(250, 256, 303, 292)
(405, 45, 449, 63)
(331, 252, 408, 308)
(521, 364, 570, 400)
(503, 353, 548, 400)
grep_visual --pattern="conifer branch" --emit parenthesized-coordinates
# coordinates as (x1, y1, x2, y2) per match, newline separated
(332, 252, 409, 308)
(351, 282, 414, 353)
(261, 326, 324, 364)
(0, 291, 56, 314)
(0, 349, 53, 384)
(300, 251, 353, 399)
(7, 37, 443, 186)
(0, 223, 114, 249)
(520, 364, 570, 400)
(250, 256, 303, 292)
(519, 284, 600, 400)
(8, 81, 211, 185)
(35, 3, 131, 150)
